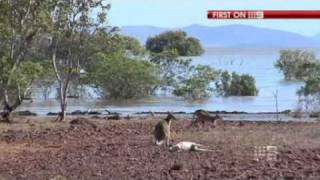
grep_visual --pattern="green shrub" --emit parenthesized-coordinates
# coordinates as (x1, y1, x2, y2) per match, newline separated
(173, 65, 218, 100)
(146, 31, 204, 56)
(216, 71, 258, 96)
(275, 50, 318, 81)
(86, 53, 160, 99)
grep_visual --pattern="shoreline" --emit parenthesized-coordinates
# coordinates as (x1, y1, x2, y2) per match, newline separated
(3, 109, 319, 122)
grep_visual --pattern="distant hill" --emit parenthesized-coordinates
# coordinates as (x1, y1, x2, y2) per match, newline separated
(313, 33, 320, 43)
(121, 24, 319, 48)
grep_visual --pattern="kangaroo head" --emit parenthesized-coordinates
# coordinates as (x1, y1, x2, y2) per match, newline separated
(164, 112, 176, 122)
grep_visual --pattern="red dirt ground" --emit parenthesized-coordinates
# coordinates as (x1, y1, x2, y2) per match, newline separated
(0, 118, 319, 180)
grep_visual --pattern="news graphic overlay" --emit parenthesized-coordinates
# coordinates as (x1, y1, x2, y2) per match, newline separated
(254, 146, 278, 161)
(207, 10, 320, 19)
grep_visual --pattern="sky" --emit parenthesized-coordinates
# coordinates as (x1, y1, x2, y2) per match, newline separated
(107, 0, 320, 37)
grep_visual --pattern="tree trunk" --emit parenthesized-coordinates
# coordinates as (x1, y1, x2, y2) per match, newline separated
(58, 98, 67, 122)
(0, 98, 22, 123)
(52, 40, 67, 122)
(1, 88, 24, 123)
(56, 105, 66, 122)
(1, 105, 13, 123)
(55, 82, 68, 122)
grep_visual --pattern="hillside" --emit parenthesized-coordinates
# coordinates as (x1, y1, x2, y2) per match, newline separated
(121, 24, 319, 48)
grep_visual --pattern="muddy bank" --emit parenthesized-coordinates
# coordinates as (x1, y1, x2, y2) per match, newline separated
(6, 109, 318, 122)
(133, 111, 317, 122)
(0, 117, 319, 179)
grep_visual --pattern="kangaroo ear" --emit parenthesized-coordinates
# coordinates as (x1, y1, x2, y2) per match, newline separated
(167, 112, 177, 120)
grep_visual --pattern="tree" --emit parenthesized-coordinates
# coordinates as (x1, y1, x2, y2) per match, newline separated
(49, 0, 110, 121)
(295, 63, 320, 113)
(275, 49, 320, 112)
(86, 53, 159, 99)
(173, 65, 219, 100)
(33, 61, 56, 100)
(297, 63, 320, 96)
(275, 50, 318, 81)
(149, 49, 192, 88)
(86, 31, 145, 66)
(83, 30, 158, 99)
(239, 74, 259, 96)
(215, 71, 258, 96)
(146, 31, 204, 56)
(118, 35, 145, 56)
(146, 31, 219, 100)
(0, 0, 50, 122)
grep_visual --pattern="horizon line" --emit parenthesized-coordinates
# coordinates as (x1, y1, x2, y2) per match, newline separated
(117, 23, 317, 37)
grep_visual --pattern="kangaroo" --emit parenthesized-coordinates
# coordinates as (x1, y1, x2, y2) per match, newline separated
(154, 112, 176, 146)
(169, 141, 214, 152)
(191, 109, 223, 127)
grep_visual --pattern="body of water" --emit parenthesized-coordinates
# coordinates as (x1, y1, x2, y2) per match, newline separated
(19, 48, 320, 115)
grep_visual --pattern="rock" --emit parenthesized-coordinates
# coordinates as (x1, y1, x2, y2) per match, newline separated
(14, 111, 37, 116)
(71, 110, 87, 116)
(47, 112, 59, 116)
(88, 111, 101, 115)
(107, 114, 120, 120)
(208, 111, 247, 114)
(135, 111, 187, 115)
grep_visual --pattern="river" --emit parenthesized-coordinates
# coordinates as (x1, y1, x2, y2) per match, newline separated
(18, 47, 320, 115)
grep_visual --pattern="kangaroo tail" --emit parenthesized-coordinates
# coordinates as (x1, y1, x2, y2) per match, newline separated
(156, 140, 164, 146)
(195, 147, 214, 152)
(193, 143, 208, 147)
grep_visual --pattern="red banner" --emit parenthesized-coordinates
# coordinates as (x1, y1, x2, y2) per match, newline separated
(207, 10, 320, 19)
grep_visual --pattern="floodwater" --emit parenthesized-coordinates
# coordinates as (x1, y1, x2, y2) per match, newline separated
(18, 47, 320, 115)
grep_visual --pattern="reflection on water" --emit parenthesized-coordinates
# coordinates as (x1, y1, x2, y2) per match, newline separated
(19, 48, 320, 115)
